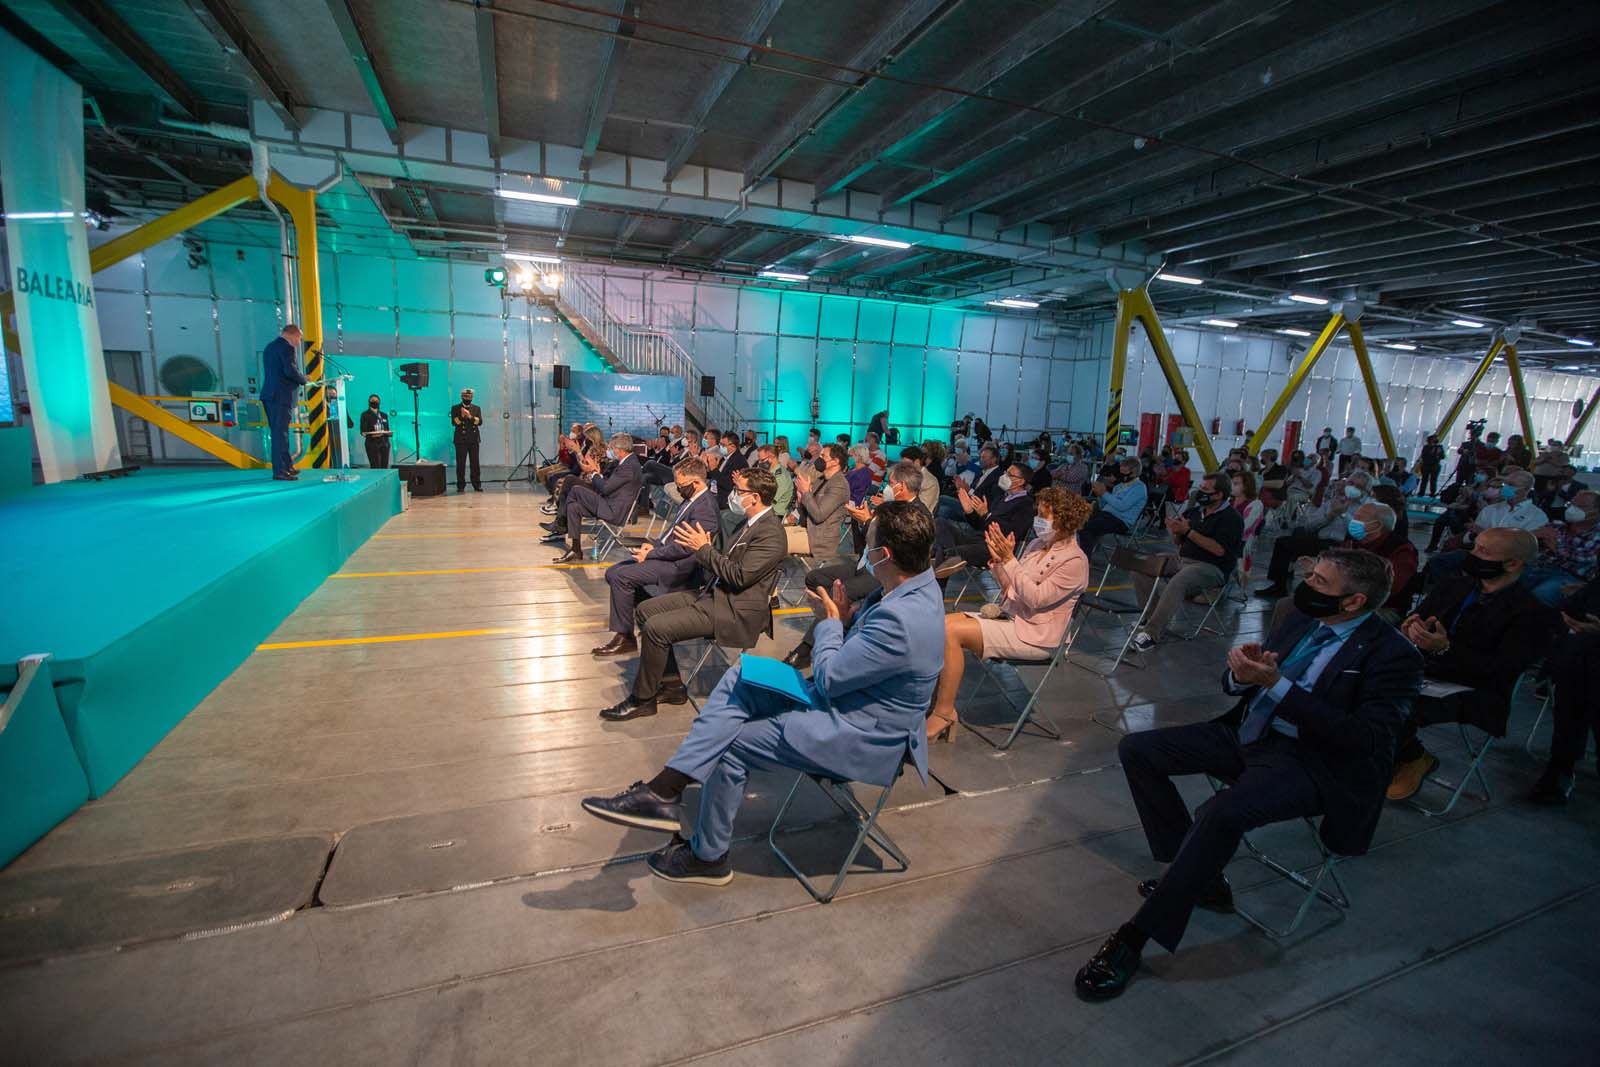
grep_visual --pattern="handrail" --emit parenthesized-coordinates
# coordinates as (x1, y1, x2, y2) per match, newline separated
(558, 273, 742, 431)
(0, 654, 51, 739)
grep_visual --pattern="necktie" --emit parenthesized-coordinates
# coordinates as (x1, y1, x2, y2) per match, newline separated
(1237, 626, 1339, 744)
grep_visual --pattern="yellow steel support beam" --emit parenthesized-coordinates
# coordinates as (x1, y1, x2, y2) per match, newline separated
(1565, 382, 1600, 450)
(106, 383, 267, 468)
(1104, 290, 1133, 451)
(1501, 343, 1537, 447)
(1247, 313, 1345, 456)
(1344, 321, 1398, 460)
(1435, 337, 1505, 440)
(2, 172, 328, 470)
(1116, 288, 1218, 472)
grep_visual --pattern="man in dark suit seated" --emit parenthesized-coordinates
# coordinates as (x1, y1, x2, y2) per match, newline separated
(1386, 528, 1557, 799)
(599, 467, 788, 721)
(1529, 575, 1600, 805)
(1075, 549, 1423, 1001)
(592, 457, 721, 659)
(580, 502, 945, 887)
(938, 460, 1035, 568)
(544, 433, 643, 563)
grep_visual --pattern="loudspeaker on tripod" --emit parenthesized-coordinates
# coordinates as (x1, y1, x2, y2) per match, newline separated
(398, 362, 429, 388)
(700, 374, 715, 398)
(551, 364, 571, 390)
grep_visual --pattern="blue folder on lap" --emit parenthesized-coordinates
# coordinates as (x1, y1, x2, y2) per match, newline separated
(739, 654, 817, 708)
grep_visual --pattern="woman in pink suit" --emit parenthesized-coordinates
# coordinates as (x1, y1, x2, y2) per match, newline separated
(927, 487, 1091, 741)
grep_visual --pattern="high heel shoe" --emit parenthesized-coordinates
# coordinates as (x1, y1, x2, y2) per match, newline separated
(926, 710, 959, 744)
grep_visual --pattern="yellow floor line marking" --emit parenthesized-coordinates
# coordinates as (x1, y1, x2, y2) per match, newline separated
(258, 620, 609, 651)
(332, 562, 611, 578)
(372, 532, 548, 540)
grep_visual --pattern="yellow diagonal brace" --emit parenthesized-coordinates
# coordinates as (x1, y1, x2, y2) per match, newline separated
(1123, 288, 1218, 472)
(1565, 382, 1600, 449)
(1436, 337, 1505, 439)
(1501, 344, 1537, 446)
(107, 383, 267, 469)
(269, 178, 329, 470)
(1345, 321, 1398, 460)
(1247, 313, 1345, 456)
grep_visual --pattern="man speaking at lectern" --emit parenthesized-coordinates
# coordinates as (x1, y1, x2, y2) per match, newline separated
(259, 324, 308, 481)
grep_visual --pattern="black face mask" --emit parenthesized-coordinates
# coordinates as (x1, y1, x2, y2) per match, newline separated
(1293, 581, 1349, 618)
(814, 458, 827, 473)
(1460, 554, 1507, 581)
(1194, 490, 1215, 506)
(369, 400, 380, 409)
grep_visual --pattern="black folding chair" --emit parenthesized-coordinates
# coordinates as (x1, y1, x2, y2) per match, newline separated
(768, 764, 909, 903)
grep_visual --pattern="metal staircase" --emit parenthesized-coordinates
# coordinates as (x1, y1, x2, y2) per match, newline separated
(538, 273, 741, 434)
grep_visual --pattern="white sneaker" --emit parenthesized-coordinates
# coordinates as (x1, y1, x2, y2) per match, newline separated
(1130, 632, 1156, 652)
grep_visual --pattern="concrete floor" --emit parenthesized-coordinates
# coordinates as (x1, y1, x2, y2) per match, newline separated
(2, 483, 1596, 1065)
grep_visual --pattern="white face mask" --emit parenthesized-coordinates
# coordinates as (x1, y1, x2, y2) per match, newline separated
(1566, 505, 1589, 523)
(997, 474, 1014, 492)
(729, 491, 748, 516)
(943, 458, 957, 475)
(1032, 516, 1052, 540)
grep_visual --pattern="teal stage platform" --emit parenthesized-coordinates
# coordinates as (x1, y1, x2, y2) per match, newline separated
(0, 469, 401, 866)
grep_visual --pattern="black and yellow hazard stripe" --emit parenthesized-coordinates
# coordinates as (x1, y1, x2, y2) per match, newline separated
(1104, 387, 1122, 451)
(298, 345, 331, 469)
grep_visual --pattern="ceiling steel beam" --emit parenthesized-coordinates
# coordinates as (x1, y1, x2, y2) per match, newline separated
(579, 1, 634, 173)
(742, 0, 961, 188)
(810, 0, 1108, 199)
(659, 0, 785, 183)
(1068, 65, 1600, 244)
(877, 0, 1292, 209)
(42, 0, 205, 119)
(183, 0, 298, 129)
(1376, 263, 1597, 297)
(944, 0, 1500, 221)
(994, 13, 1578, 228)
(1255, 223, 1600, 286)
(473, 0, 501, 159)
(1306, 246, 1600, 291)
(322, 0, 401, 143)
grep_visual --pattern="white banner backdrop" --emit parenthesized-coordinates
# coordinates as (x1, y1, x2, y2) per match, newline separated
(0, 28, 120, 481)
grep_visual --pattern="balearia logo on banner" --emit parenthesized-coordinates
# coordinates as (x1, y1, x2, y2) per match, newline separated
(13, 266, 95, 307)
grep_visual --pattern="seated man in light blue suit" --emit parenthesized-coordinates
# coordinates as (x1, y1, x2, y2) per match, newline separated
(581, 501, 945, 886)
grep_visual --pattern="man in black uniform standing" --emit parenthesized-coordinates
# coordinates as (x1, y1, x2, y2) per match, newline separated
(359, 393, 392, 469)
(450, 387, 483, 492)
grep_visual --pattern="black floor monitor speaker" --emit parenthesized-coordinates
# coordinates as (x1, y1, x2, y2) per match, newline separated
(399, 462, 446, 497)
(700, 374, 715, 398)
(552, 364, 571, 390)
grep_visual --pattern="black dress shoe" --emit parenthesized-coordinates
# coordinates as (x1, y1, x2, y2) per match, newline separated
(472, 485, 482, 492)
(1528, 766, 1575, 806)
(552, 548, 584, 564)
(657, 681, 690, 705)
(1137, 874, 1234, 913)
(580, 781, 681, 831)
(591, 634, 639, 657)
(540, 520, 562, 533)
(600, 695, 658, 721)
(1074, 931, 1141, 1001)
(647, 834, 732, 886)
(1253, 583, 1287, 600)
(783, 645, 812, 670)
(456, 486, 466, 494)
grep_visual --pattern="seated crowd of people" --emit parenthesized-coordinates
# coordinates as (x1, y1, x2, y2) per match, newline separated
(532, 412, 1597, 1000)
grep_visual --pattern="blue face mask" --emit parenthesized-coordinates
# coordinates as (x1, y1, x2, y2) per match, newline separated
(1347, 519, 1367, 540)
(729, 491, 748, 516)
(1474, 472, 1488, 484)
(1028, 457, 1043, 470)
(1343, 484, 1364, 500)
(862, 546, 887, 575)
(1032, 516, 1053, 540)
(1499, 485, 1517, 501)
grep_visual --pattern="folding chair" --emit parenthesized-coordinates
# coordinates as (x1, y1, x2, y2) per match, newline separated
(1206, 777, 1351, 939)
(1077, 549, 1169, 678)
(962, 605, 1086, 750)
(680, 574, 784, 711)
(588, 493, 643, 561)
(1409, 721, 1497, 817)
(1512, 664, 1553, 754)
(768, 764, 909, 903)
(1180, 568, 1239, 640)
(773, 526, 815, 607)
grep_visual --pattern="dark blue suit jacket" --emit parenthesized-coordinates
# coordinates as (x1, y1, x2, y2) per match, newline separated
(258, 336, 307, 406)
(648, 489, 721, 584)
(584, 454, 643, 523)
(1217, 610, 1423, 855)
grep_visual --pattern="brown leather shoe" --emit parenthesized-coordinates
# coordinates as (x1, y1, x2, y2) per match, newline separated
(591, 634, 638, 658)
(1387, 752, 1439, 801)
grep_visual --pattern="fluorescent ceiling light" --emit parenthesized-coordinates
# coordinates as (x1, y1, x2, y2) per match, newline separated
(1277, 328, 1312, 337)
(1384, 342, 1418, 351)
(1156, 273, 1204, 285)
(988, 298, 1040, 309)
(1556, 364, 1583, 371)
(1201, 318, 1239, 328)
(1288, 293, 1329, 305)
(758, 270, 810, 282)
(842, 234, 912, 249)
(504, 251, 562, 264)
(1451, 319, 1485, 328)
(497, 188, 580, 207)
(1565, 337, 1594, 347)
(4, 210, 79, 220)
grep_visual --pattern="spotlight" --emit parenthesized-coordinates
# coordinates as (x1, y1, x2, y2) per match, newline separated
(484, 266, 507, 288)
